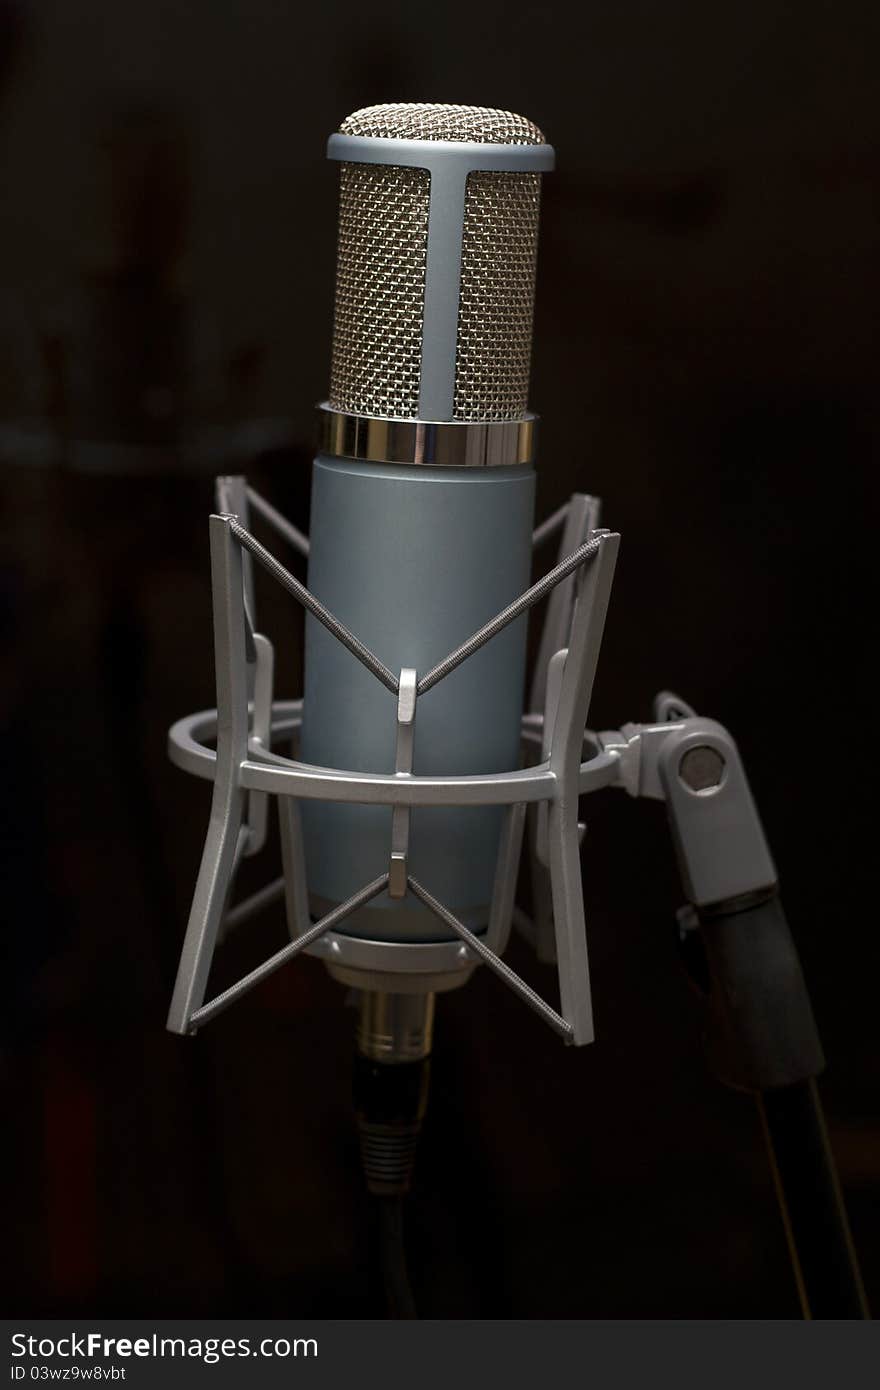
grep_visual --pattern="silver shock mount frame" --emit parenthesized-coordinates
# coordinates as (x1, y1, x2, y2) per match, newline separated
(167, 477, 782, 1052)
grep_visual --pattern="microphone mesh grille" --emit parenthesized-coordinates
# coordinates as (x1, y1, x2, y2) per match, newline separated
(339, 103, 545, 146)
(328, 104, 545, 422)
(329, 162, 431, 420)
(455, 170, 540, 421)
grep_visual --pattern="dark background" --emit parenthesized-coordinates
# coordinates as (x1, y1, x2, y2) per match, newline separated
(2, 0, 878, 1317)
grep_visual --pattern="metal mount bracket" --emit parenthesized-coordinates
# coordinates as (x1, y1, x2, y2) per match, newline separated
(597, 698, 777, 908)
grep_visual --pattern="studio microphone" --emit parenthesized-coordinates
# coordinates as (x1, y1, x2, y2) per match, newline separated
(166, 101, 613, 1207)
(301, 104, 554, 1048)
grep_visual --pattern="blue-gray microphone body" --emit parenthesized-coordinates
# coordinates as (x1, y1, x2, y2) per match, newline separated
(300, 104, 554, 946)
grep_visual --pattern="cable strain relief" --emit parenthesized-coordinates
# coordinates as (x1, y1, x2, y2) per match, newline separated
(357, 1121, 421, 1196)
(353, 1053, 430, 1197)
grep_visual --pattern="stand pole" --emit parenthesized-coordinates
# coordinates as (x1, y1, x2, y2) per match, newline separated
(758, 1078, 868, 1318)
(654, 714, 869, 1318)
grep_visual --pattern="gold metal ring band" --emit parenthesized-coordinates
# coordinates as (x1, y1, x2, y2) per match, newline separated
(317, 405, 537, 468)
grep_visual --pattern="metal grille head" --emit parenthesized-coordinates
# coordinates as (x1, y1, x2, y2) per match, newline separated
(454, 169, 541, 421)
(328, 161, 430, 419)
(339, 103, 544, 145)
(328, 104, 545, 423)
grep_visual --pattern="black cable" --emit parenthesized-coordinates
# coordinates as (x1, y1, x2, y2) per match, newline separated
(376, 1195, 417, 1320)
(757, 1079, 869, 1319)
(353, 1052, 429, 1320)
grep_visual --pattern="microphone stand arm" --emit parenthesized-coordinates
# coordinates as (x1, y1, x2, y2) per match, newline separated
(594, 695, 869, 1318)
